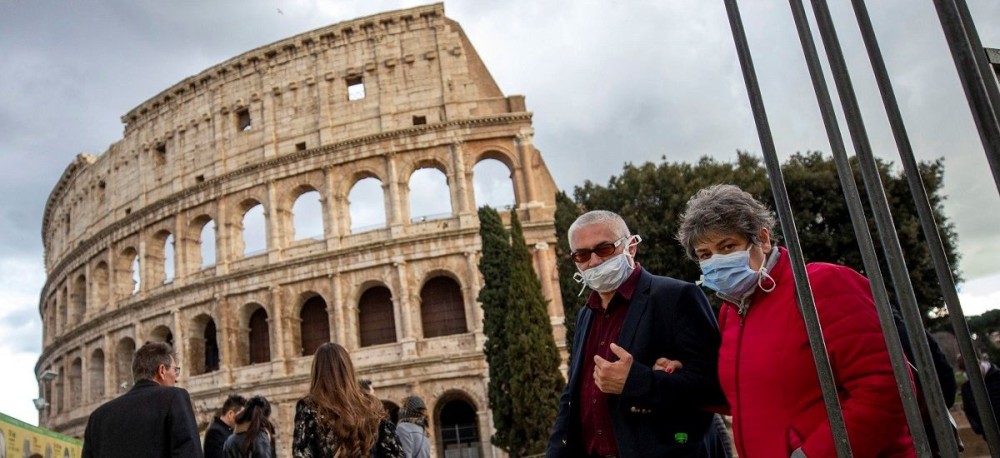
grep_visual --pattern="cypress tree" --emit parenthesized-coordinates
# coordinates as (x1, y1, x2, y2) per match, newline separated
(476, 206, 514, 451)
(503, 210, 564, 457)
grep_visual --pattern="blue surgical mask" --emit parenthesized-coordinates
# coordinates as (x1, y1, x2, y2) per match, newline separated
(573, 235, 641, 294)
(699, 246, 769, 298)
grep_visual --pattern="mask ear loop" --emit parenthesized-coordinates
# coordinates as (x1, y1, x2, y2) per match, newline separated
(572, 271, 588, 296)
(757, 268, 776, 292)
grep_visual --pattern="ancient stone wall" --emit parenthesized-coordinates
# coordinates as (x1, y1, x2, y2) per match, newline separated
(36, 4, 564, 457)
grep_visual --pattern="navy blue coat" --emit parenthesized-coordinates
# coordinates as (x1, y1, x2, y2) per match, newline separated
(546, 268, 726, 458)
(82, 379, 203, 458)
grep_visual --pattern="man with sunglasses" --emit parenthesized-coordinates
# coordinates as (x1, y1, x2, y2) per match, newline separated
(547, 210, 727, 458)
(82, 341, 202, 458)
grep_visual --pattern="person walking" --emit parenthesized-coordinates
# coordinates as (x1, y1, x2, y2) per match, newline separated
(395, 395, 431, 458)
(223, 395, 276, 458)
(205, 394, 248, 458)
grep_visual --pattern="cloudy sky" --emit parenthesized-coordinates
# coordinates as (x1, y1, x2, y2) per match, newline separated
(1, 0, 999, 425)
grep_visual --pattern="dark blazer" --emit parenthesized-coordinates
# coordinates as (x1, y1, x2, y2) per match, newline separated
(204, 417, 233, 458)
(546, 268, 726, 458)
(82, 379, 203, 458)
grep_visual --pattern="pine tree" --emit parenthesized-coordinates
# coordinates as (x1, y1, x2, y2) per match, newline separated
(503, 210, 564, 457)
(476, 206, 514, 451)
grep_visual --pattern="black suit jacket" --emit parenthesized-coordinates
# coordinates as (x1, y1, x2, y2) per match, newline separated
(546, 268, 725, 458)
(82, 379, 204, 458)
(204, 416, 233, 458)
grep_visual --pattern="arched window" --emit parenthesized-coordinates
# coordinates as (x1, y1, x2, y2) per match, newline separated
(149, 325, 174, 348)
(249, 308, 271, 364)
(69, 358, 82, 409)
(437, 397, 481, 457)
(163, 234, 175, 283)
(89, 349, 105, 402)
(70, 274, 86, 327)
(205, 319, 220, 373)
(292, 190, 324, 241)
(242, 203, 267, 257)
(116, 247, 140, 297)
(408, 167, 452, 222)
(358, 287, 397, 347)
(420, 277, 467, 338)
(189, 315, 219, 376)
(115, 338, 135, 392)
(473, 158, 516, 209)
(300, 296, 330, 356)
(348, 177, 387, 233)
(201, 220, 217, 267)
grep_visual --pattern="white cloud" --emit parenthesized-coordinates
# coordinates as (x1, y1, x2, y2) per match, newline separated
(958, 272, 1000, 317)
(0, 258, 45, 424)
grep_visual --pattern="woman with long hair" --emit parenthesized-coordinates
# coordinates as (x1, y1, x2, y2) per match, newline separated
(293, 342, 403, 458)
(223, 395, 276, 458)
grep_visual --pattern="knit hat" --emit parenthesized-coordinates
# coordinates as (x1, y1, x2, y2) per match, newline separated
(399, 395, 427, 419)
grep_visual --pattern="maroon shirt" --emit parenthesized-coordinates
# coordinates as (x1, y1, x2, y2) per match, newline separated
(579, 264, 642, 457)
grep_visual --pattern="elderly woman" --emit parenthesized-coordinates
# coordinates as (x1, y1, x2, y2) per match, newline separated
(673, 184, 914, 457)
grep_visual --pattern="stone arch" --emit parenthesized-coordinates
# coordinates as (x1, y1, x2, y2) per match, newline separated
(189, 314, 220, 376)
(116, 246, 140, 299)
(89, 348, 105, 403)
(408, 164, 453, 223)
(433, 390, 482, 458)
(239, 199, 268, 258)
(149, 325, 175, 348)
(149, 229, 174, 285)
(472, 148, 522, 207)
(186, 214, 217, 271)
(298, 293, 330, 356)
(69, 357, 82, 409)
(348, 174, 387, 233)
(240, 303, 271, 365)
(419, 274, 467, 338)
(70, 273, 86, 328)
(93, 261, 110, 312)
(472, 157, 516, 210)
(115, 337, 136, 392)
(290, 185, 325, 242)
(357, 284, 396, 347)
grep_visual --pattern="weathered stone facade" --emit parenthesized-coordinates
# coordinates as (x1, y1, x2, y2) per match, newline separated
(35, 4, 564, 457)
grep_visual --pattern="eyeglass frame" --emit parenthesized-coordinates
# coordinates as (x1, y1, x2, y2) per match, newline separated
(570, 235, 630, 263)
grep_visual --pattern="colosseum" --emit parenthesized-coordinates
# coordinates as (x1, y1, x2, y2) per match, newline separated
(34, 4, 564, 457)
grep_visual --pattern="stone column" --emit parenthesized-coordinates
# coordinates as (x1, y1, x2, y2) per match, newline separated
(172, 309, 187, 373)
(532, 242, 561, 318)
(266, 181, 285, 263)
(515, 132, 538, 205)
(331, 273, 348, 346)
(216, 199, 231, 275)
(322, 168, 341, 250)
(386, 153, 405, 235)
(464, 251, 482, 332)
(393, 259, 416, 358)
(450, 141, 471, 215)
(218, 296, 236, 385)
(270, 286, 289, 373)
(103, 333, 115, 402)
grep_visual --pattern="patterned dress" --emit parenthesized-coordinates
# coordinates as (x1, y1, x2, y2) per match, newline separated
(292, 398, 404, 458)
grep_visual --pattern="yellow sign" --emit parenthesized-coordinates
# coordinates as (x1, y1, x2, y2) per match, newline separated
(0, 411, 82, 458)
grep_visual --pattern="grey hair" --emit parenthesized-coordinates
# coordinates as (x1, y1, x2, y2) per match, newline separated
(676, 184, 776, 261)
(568, 210, 630, 249)
(132, 341, 176, 382)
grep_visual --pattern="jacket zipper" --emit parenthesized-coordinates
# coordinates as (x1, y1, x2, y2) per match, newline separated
(735, 307, 748, 456)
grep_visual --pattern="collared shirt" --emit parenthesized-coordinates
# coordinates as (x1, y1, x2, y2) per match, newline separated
(579, 263, 642, 457)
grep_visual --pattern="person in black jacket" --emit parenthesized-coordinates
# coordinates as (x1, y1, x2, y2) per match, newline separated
(82, 341, 202, 458)
(204, 394, 248, 458)
(961, 354, 1000, 438)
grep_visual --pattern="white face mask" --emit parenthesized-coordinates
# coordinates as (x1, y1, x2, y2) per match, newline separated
(573, 235, 640, 294)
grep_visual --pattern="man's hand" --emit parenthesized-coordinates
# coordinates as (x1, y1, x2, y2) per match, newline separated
(653, 357, 683, 374)
(594, 343, 633, 394)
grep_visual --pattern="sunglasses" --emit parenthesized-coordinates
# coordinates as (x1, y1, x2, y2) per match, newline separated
(570, 236, 629, 263)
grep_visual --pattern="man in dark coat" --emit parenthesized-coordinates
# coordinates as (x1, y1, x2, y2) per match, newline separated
(82, 341, 203, 458)
(961, 355, 1000, 437)
(546, 210, 727, 458)
(203, 394, 247, 458)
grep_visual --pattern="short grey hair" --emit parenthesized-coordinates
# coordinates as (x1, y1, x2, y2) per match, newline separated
(676, 184, 776, 261)
(132, 341, 176, 382)
(568, 210, 630, 250)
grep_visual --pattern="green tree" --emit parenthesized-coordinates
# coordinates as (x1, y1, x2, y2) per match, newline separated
(476, 206, 514, 451)
(503, 210, 564, 457)
(554, 191, 582, 352)
(570, 152, 960, 326)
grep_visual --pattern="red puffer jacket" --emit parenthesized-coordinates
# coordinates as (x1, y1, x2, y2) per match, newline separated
(717, 247, 915, 457)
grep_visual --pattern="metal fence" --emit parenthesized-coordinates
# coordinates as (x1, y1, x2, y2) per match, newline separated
(723, 0, 1000, 456)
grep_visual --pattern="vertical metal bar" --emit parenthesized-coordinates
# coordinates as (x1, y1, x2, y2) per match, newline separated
(785, 1, 931, 456)
(851, 0, 1000, 453)
(722, 1, 852, 456)
(805, 0, 961, 453)
(933, 0, 1000, 195)
(954, 0, 1000, 139)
